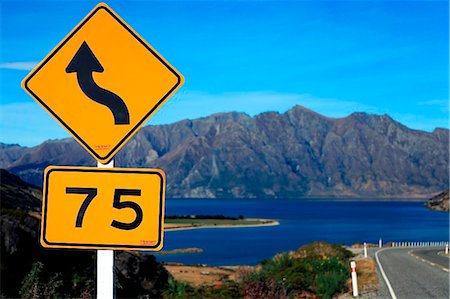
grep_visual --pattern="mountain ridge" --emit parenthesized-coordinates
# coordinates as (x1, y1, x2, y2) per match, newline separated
(1, 105, 448, 198)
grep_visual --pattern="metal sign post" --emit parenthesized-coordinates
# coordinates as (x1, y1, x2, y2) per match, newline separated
(97, 160, 114, 299)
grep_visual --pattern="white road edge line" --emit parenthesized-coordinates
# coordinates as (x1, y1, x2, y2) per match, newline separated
(375, 248, 398, 299)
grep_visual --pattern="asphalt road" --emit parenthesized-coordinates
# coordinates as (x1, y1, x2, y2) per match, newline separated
(411, 248, 450, 270)
(375, 247, 449, 299)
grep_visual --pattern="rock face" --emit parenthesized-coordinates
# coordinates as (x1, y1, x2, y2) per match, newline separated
(0, 169, 169, 298)
(425, 191, 449, 212)
(1, 106, 448, 198)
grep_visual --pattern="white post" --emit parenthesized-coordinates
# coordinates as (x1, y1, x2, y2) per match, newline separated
(363, 242, 367, 258)
(351, 261, 358, 297)
(97, 160, 114, 299)
(445, 244, 448, 255)
(379, 238, 382, 248)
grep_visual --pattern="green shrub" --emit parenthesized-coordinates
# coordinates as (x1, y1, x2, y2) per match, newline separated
(196, 281, 243, 298)
(19, 261, 94, 299)
(314, 258, 349, 298)
(241, 242, 352, 299)
(163, 242, 353, 299)
(20, 262, 64, 299)
(164, 279, 196, 298)
(164, 280, 242, 299)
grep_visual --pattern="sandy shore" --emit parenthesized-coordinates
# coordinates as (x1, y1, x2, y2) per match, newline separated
(165, 218, 280, 232)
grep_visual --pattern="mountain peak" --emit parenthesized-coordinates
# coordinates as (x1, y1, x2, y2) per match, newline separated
(289, 105, 324, 116)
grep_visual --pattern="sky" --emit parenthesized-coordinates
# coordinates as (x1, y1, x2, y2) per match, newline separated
(0, 0, 448, 147)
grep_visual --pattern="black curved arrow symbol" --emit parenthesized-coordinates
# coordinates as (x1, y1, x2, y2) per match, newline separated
(66, 41, 130, 125)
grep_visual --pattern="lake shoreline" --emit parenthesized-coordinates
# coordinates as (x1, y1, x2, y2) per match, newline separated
(165, 218, 280, 232)
(157, 199, 449, 266)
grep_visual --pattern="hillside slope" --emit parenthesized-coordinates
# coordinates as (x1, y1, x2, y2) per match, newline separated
(0, 169, 169, 298)
(426, 190, 449, 212)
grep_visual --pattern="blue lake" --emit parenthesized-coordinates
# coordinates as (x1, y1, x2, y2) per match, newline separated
(153, 199, 449, 266)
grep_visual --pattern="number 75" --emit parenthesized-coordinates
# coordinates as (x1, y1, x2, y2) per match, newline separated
(66, 187, 143, 230)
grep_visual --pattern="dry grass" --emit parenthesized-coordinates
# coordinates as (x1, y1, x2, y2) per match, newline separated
(343, 258, 379, 298)
(164, 223, 193, 230)
(350, 258, 379, 293)
(164, 264, 240, 287)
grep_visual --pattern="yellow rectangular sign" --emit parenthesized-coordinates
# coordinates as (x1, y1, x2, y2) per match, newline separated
(41, 166, 165, 250)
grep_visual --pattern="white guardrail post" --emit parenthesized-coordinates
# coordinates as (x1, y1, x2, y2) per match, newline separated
(363, 242, 367, 258)
(351, 261, 358, 297)
(379, 238, 382, 248)
(446, 244, 449, 255)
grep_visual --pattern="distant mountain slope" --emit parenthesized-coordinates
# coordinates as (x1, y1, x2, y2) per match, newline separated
(426, 190, 449, 212)
(1, 106, 448, 198)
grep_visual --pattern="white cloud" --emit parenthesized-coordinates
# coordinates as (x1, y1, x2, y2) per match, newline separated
(0, 62, 38, 71)
(149, 90, 379, 125)
(417, 99, 449, 113)
(0, 91, 446, 147)
(0, 102, 69, 146)
(150, 90, 447, 132)
(390, 113, 448, 132)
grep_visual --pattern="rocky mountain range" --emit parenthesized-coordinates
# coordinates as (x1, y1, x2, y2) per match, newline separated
(1, 105, 448, 198)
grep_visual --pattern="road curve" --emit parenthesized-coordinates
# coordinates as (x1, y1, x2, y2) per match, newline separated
(410, 248, 449, 271)
(376, 247, 449, 299)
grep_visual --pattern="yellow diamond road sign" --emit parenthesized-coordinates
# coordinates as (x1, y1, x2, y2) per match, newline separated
(22, 3, 184, 163)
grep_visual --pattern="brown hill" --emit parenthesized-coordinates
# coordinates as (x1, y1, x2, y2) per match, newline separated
(425, 190, 449, 212)
(1, 105, 448, 198)
(0, 169, 169, 298)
